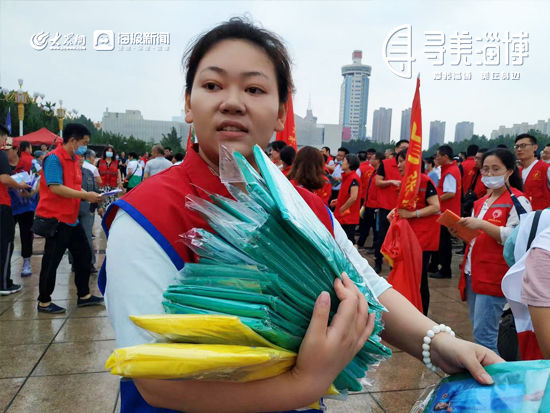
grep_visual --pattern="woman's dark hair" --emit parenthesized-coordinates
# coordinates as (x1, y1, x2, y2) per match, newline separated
(183, 17, 293, 103)
(128, 152, 137, 159)
(18, 141, 31, 156)
(482, 148, 523, 191)
(280, 145, 296, 167)
(373, 152, 385, 162)
(287, 146, 326, 191)
(345, 154, 360, 171)
(101, 145, 117, 160)
(270, 140, 287, 153)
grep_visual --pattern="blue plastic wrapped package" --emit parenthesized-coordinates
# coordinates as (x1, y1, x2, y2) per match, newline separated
(411, 360, 550, 412)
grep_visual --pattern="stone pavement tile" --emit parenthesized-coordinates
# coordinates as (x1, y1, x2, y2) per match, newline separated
(371, 389, 427, 413)
(54, 316, 114, 343)
(367, 352, 441, 392)
(70, 303, 108, 318)
(0, 301, 11, 315)
(0, 344, 48, 378)
(325, 393, 383, 412)
(32, 340, 116, 376)
(0, 378, 25, 412)
(0, 319, 65, 346)
(427, 300, 470, 324)
(15, 284, 77, 302)
(0, 299, 75, 321)
(7, 372, 119, 413)
(114, 392, 121, 413)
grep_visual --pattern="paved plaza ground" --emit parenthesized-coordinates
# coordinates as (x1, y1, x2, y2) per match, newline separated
(0, 220, 473, 413)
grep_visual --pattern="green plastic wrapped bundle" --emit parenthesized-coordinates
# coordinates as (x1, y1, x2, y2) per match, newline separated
(165, 145, 391, 391)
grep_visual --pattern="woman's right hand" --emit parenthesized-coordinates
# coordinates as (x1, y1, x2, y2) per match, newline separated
(290, 272, 375, 395)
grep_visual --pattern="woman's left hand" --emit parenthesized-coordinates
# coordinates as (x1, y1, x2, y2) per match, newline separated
(430, 333, 504, 385)
(397, 209, 414, 219)
(458, 217, 484, 230)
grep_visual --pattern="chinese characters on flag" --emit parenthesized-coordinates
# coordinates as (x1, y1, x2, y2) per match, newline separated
(275, 92, 297, 150)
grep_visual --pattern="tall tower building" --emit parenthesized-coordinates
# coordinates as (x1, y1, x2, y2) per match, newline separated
(339, 50, 371, 141)
(372, 107, 392, 143)
(454, 121, 474, 142)
(400, 108, 412, 141)
(429, 121, 446, 148)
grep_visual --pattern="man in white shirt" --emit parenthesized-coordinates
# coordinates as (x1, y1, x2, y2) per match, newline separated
(143, 145, 173, 179)
(83, 150, 102, 187)
(330, 147, 348, 201)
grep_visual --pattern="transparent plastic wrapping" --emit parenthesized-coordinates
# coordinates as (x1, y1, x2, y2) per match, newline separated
(169, 145, 391, 392)
(106, 343, 296, 381)
(410, 360, 550, 412)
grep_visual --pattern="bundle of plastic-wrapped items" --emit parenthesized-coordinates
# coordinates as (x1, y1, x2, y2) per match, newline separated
(106, 145, 391, 395)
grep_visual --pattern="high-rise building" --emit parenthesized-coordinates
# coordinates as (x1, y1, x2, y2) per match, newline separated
(339, 50, 371, 141)
(400, 108, 411, 141)
(491, 119, 550, 139)
(429, 121, 446, 148)
(454, 121, 474, 142)
(372, 107, 392, 143)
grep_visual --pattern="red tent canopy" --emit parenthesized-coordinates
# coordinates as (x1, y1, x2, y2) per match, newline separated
(12, 128, 62, 147)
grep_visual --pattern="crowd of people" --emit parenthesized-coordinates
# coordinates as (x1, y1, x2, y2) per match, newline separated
(1, 17, 550, 413)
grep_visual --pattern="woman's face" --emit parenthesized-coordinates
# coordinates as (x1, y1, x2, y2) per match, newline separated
(270, 149, 281, 163)
(341, 157, 350, 171)
(397, 156, 406, 176)
(185, 39, 286, 167)
(481, 155, 510, 178)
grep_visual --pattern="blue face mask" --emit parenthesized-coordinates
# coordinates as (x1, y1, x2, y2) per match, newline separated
(75, 145, 87, 156)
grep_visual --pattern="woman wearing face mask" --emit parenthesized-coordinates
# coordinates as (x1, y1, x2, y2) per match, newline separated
(457, 148, 531, 355)
(97, 146, 121, 215)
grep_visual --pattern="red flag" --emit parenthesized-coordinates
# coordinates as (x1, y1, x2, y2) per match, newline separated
(381, 77, 423, 312)
(397, 77, 422, 210)
(186, 125, 194, 152)
(275, 92, 297, 150)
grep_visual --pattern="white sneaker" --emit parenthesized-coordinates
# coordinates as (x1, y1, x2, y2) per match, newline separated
(21, 259, 32, 277)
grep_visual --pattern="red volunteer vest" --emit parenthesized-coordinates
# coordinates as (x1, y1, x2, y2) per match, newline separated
(35, 145, 82, 224)
(461, 158, 476, 196)
(438, 161, 462, 216)
(98, 159, 119, 187)
(359, 162, 374, 202)
(104, 147, 335, 269)
(458, 189, 523, 299)
(312, 179, 332, 205)
(407, 174, 440, 252)
(521, 160, 550, 210)
(15, 151, 33, 173)
(377, 158, 401, 211)
(334, 171, 361, 225)
(365, 167, 379, 208)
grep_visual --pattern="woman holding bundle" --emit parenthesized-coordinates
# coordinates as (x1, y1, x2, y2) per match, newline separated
(288, 146, 332, 205)
(104, 18, 502, 413)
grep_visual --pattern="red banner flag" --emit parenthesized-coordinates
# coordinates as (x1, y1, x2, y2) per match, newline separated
(381, 77, 423, 312)
(275, 92, 297, 150)
(397, 77, 422, 210)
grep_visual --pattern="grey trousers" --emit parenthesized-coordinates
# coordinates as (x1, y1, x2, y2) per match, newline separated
(79, 210, 96, 266)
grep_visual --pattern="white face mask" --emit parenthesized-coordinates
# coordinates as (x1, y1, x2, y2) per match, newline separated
(106, 151, 113, 158)
(481, 174, 507, 189)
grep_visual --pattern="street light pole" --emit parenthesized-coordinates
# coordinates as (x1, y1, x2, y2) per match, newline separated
(56, 100, 66, 138)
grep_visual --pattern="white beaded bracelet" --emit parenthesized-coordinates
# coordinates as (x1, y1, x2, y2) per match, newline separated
(422, 324, 455, 372)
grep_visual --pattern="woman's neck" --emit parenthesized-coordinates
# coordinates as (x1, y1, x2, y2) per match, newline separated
(489, 186, 506, 199)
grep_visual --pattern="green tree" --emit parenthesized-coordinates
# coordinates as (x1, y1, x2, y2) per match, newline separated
(160, 127, 183, 153)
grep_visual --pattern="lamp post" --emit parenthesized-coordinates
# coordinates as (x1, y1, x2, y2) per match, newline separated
(56, 100, 66, 138)
(0, 79, 40, 136)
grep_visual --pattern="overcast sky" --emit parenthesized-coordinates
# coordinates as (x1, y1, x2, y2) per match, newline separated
(1, 0, 548, 148)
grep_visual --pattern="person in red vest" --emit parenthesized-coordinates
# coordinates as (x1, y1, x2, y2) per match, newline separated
(0, 128, 31, 295)
(321, 146, 334, 167)
(514, 134, 550, 210)
(358, 152, 384, 252)
(101, 18, 502, 413)
(457, 149, 531, 354)
(395, 150, 441, 315)
(430, 144, 462, 279)
(288, 146, 332, 205)
(331, 153, 361, 242)
(97, 145, 122, 216)
(279, 145, 296, 177)
(460, 145, 481, 216)
(373, 140, 408, 273)
(14, 141, 34, 173)
(356, 151, 375, 249)
(35, 123, 103, 313)
(268, 140, 286, 170)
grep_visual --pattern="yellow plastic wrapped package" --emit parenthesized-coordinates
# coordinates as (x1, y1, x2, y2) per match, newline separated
(105, 343, 296, 381)
(129, 314, 279, 349)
